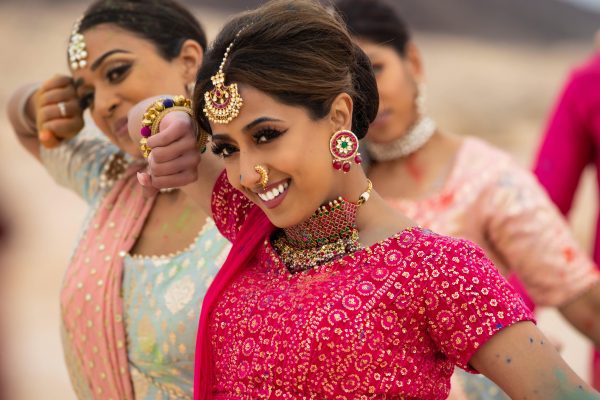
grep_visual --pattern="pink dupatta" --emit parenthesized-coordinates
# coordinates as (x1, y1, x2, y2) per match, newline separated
(194, 204, 275, 399)
(61, 164, 157, 399)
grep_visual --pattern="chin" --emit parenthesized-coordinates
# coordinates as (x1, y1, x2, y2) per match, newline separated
(262, 208, 304, 229)
(367, 129, 396, 144)
(261, 199, 314, 229)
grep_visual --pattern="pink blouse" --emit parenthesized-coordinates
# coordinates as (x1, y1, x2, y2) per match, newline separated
(207, 172, 533, 399)
(534, 53, 600, 266)
(387, 137, 600, 307)
(533, 53, 600, 388)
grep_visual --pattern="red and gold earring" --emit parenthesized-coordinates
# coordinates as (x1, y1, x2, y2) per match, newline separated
(329, 129, 362, 173)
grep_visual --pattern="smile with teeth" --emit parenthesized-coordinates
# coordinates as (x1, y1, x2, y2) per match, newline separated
(258, 181, 289, 202)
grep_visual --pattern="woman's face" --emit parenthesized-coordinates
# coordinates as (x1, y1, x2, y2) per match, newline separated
(209, 86, 345, 228)
(72, 23, 201, 157)
(356, 39, 422, 144)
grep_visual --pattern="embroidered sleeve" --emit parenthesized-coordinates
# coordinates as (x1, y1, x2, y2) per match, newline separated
(40, 120, 123, 205)
(482, 164, 600, 306)
(421, 236, 534, 372)
(211, 170, 255, 242)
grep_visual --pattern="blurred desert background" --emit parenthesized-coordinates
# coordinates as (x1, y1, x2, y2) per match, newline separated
(0, 0, 599, 398)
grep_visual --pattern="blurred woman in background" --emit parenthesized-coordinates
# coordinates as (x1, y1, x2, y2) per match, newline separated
(534, 35, 600, 390)
(6, 1, 230, 398)
(335, 0, 600, 398)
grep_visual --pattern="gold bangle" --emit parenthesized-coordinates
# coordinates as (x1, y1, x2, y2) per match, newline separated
(139, 96, 192, 159)
(153, 107, 208, 154)
(151, 106, 193, 135)
(140, 95, 192, 135)
(139, 137, 151, 159)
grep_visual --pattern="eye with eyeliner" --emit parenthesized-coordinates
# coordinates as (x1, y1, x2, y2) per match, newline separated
(211, 142, 238, 158)
(252, 127, 286, 144)
(211, 126, 287, 158)
(105, 63, 132, 84)
(76, 62, 133, 110)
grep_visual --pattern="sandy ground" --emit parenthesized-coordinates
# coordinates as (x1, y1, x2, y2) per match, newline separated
(0, 2, 597, 399)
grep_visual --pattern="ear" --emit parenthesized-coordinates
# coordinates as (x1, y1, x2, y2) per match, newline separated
(328, 92, 354, 132)
(404, 41, 425, 83)
(175, 39, 204, 84)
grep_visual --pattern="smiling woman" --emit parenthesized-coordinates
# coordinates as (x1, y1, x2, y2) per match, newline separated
(6, 1, 231, 399)
(130, 1, 600, 399)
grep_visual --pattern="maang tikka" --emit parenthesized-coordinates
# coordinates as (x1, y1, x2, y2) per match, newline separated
(68, 17, 88, 71)
(330, 129, 362, 173)
(203, 30, 245, 124)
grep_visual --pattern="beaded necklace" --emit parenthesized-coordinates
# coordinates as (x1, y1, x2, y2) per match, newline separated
(366, 116, 436, 162)
(272, 180, 372, 274)
(99, 153, 129, 190)
(99, 152, 175, 194)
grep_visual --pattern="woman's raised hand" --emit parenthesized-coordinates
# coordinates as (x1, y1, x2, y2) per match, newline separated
(34, 74, 84, 148)
(128, 96, 223, 211)
(140, 111, 202, 191)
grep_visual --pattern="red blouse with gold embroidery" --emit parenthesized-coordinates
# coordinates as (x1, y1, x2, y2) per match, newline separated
(209, 172, 533, 399)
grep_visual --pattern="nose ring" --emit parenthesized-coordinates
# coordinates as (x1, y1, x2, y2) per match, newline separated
(254, 165, 269, 190)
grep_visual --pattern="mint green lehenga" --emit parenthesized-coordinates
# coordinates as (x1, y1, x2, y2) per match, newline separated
(42, 126, 230, 399)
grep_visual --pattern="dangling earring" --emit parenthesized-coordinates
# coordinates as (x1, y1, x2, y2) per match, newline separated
(329, 129, 362, 173)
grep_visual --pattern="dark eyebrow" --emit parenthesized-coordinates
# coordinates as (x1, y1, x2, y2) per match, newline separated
(211, 133, 230, 142)
(243, 117, 283, 132)
(90, 49, 131, 71)
(212, 117, 283, 138)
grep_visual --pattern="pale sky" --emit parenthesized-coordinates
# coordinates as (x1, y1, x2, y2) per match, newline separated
(563, 0, 600, 11)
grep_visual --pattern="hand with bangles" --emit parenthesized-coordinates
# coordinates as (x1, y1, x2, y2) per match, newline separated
(33, 74, 84, 148)
(130, 99, 223, 209)
(133, 106, 200, 187)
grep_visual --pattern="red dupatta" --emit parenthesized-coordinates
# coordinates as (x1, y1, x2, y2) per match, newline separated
(194, 204, 275, 399)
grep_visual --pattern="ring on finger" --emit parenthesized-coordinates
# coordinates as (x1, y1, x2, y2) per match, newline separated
(57, 102, 67, 118)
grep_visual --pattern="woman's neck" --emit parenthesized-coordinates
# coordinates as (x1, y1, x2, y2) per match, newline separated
(366, 131, 463, 201)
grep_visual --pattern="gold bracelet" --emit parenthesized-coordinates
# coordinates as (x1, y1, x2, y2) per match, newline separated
(139, 96, 192, 158)
(141, 95, 192, 134)
(152, 107, 209, 154)
(151, 106, 193, 135)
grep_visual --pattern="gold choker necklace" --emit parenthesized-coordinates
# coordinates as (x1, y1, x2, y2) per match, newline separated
(273, 180, 372, 274)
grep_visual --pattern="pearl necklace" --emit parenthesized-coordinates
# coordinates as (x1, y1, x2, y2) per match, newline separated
(366, 116, 436, 162)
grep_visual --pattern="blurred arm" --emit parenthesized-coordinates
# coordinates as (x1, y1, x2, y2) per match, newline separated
(559, 284, 600, 348)
(485, 163, 600, 308)
(533, 71, 592, 214)
(471, 321, 599, 399)
(6, 82, 42, 159)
